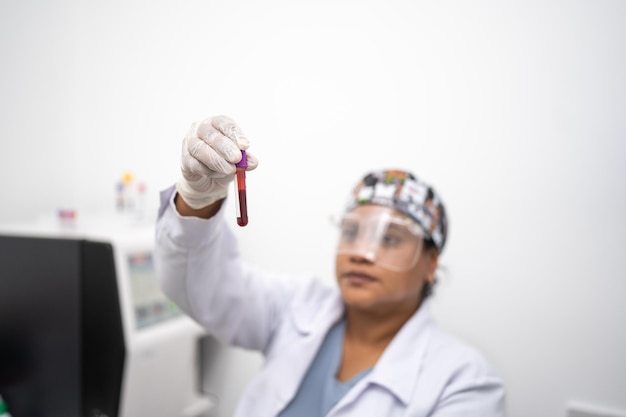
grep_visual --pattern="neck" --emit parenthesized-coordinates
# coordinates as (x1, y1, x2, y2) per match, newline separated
(344, 300, 422, 346)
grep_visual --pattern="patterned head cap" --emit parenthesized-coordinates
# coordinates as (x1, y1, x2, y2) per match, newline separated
(345, 169, 448, 253)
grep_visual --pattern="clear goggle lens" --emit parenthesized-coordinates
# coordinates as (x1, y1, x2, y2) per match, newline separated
(335, 211, 425, 272)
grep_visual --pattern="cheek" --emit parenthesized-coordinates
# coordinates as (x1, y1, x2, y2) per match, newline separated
(334, 254, 342, 269)
(334, 255, 346, 279)
(393, 273, 422, 292)
(394, 266, 428, 293)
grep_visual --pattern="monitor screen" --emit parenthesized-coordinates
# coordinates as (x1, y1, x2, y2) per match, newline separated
(0, 236, 81, 416)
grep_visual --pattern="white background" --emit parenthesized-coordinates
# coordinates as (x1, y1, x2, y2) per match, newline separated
(1, 1, 625, 416)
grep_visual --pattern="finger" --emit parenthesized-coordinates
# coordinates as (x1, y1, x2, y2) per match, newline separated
(244, 151, 259, 171)
(211, 115, 250, 150)
(181, 154, 212, 180)
(187, 136, 236, 175)
(195, 125, 242, 164)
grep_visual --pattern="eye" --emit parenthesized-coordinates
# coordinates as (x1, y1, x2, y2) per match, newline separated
(381, 232, 403, 248)
(339, 222, 359, 241)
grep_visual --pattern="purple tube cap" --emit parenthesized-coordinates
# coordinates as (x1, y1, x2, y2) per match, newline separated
(236, 150, 247, 168)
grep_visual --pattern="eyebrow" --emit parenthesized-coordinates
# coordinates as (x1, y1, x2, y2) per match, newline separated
(386, 223, 408, 232)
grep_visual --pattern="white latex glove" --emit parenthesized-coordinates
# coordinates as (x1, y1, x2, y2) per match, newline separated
(176, 115, 258, 209)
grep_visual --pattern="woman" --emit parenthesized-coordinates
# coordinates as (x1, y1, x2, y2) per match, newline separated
(154, 115, 505, 417)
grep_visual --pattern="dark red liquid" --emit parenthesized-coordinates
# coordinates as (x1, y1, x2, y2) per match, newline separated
(237, 189, 248, 226)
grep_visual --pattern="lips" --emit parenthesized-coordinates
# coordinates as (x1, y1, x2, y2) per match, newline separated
(341, 270, 378, 285)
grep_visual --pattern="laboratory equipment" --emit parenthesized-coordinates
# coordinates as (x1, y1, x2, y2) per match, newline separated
(0, 214, 214, 417)
(235, 150, 248, 227)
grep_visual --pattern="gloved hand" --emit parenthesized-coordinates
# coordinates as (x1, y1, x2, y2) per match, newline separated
(176, 115, 258, 209)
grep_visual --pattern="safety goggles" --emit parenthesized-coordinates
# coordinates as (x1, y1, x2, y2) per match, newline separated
(335, 210, 425, 272)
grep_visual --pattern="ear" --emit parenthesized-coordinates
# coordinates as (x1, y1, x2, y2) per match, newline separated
(425, 249, 439, 285)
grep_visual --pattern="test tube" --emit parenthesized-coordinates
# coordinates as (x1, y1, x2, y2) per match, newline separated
(235, 150, 248, 226)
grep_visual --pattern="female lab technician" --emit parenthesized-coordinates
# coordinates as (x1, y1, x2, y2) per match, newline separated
(154, 115, 505, 417)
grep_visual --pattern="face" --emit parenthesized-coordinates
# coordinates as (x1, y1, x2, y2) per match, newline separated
(335, 205, 439, 315)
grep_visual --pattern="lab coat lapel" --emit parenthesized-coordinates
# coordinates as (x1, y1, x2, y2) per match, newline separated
(271, 288, 346, 414)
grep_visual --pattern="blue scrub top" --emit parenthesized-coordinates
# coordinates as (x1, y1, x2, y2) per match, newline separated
(278, 318, 372, 417)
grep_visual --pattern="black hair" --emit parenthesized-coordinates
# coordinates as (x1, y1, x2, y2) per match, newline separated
(420, 238, 439, 300)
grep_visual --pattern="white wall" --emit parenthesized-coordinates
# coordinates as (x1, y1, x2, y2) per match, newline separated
(2, 1, 625, 416)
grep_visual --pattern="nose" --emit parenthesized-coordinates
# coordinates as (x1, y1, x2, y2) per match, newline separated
(348, 252, 375, 265)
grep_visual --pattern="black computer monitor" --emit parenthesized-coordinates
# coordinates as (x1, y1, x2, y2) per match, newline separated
(0, 235, 125, 417)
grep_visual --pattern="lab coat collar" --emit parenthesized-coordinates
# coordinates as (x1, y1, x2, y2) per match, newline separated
(289, 279, 346, 336)
(271, 282, 346, 409)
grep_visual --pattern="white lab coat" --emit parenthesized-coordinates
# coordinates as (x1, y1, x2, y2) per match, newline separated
(154, 187, 505, 417)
